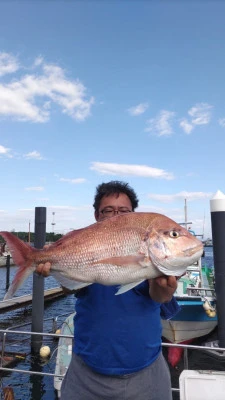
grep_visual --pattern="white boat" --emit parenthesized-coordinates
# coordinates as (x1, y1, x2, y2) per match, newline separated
(161, 257, 217, 366)
(0, 254, 15, 267)
(54, 312, 74, 398)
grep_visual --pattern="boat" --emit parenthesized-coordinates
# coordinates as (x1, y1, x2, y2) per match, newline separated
(161, 256, 217, 366)
(203, 238, 213, 247)
(0, 254, 14, 267)
(54, 312, 74, 398)
(161, 199, 218, 367)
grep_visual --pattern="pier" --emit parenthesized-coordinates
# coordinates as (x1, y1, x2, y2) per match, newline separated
(0, 288, 65, 313)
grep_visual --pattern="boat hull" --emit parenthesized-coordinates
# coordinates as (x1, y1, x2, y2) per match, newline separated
(162, 299, 217, 343)
(162, 319, 217, 343)
(54, 313, 74, 398)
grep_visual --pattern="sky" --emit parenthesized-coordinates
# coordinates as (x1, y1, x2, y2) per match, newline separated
(0, 0, 225, 239)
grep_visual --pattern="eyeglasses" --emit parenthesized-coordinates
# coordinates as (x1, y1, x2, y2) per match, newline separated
(100, 207, 132, 217)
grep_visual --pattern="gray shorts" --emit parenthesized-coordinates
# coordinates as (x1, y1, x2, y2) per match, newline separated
(61, 352, 172, 400)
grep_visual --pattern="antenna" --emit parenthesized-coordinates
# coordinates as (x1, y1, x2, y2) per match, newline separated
(51, 212, 56, 234)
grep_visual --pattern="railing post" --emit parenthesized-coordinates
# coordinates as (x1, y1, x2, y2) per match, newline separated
(31, 207, 46, 353)
(183, 347, 189, 369)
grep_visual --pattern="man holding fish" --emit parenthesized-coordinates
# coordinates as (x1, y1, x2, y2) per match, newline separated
(0, 181, 203, 399)
(36, 180, 202, 400)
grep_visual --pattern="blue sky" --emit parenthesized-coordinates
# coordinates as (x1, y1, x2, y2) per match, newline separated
(0, 0, 224, 238)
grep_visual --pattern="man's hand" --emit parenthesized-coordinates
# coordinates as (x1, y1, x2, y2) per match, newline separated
(36, 244, 51, 277)
(148, 276, 178, 303)
(36, 261, 74, 294)
(36, 262, 51, 277)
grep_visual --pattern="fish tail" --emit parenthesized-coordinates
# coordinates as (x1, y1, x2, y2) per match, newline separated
(0, 232, 35, 300)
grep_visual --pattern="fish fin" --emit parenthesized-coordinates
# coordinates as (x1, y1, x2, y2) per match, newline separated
(3, 267, 35, 301)
(95, 255, 146, 267)
(51, 271, 92, 291)
(0, 231, 35, 300)
(115, 280, 145, 295)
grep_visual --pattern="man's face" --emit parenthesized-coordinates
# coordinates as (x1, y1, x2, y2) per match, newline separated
(95, 193, 132, 222)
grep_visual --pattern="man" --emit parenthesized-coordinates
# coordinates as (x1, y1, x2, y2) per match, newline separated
(37, 181, 178, 399)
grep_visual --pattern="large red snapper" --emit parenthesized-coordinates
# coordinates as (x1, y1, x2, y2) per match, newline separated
(0, 212, 203, 300)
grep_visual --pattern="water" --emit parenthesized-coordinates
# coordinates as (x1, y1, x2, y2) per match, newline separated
(202, 246, 214, 269)
(0, 267, 75, 399)
(0, 248, 224, 399)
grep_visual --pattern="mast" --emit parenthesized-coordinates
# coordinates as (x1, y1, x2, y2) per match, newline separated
(184, 198, 187, 227)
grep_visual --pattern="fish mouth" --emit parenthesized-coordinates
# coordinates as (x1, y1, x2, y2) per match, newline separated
(152, 243, 204, 277)
(183, 244, 203, 257)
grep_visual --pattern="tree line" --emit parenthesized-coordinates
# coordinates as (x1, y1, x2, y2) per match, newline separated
(0, 231, 63, 244)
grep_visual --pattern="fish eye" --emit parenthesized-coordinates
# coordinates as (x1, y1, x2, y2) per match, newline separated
(170, 230, 179, 238)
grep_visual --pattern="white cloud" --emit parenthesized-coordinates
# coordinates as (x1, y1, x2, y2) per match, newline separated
(90, 162, 174, 180)
(24, 151, 44, 160)
(0, 53, 19, 76)
(33, 56, 44, 67)
(0, 205, 94, 232)
(127, 103, 148, 116)
(145, 110, 175, 136)
(0, 52, 94, 123)
(219, 118, 225, 128)
(34, 198, 49, 202)
(188, 103, 212, 125)
(59, 177, 86, 184)
(25, 186, 44, 191)
(147, 191, 213, 203)
(0, 144, 11, 155)
(180, 118, 193, 134)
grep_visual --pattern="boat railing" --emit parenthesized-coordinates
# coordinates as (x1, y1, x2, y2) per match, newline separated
(2, 312, 70, 333)
(186, 286, 215, 298)
(0, 326, 225, 396)
(0, 312, 71, 370)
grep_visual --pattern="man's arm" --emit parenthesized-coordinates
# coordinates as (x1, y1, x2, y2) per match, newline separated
(148, 276, 178, 303)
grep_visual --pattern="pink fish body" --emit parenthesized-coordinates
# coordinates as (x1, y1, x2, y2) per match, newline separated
(0, 212, 203, 300)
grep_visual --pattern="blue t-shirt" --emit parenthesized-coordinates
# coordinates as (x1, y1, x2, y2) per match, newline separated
(74, 281, 166, 375)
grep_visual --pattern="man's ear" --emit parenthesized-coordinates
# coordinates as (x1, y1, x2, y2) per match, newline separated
(94, 211, 99, 221)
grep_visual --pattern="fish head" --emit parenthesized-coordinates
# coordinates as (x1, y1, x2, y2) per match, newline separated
(146, 216, 203, 276)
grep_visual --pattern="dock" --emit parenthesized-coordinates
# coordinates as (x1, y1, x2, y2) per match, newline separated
(0, 288, 66, 313)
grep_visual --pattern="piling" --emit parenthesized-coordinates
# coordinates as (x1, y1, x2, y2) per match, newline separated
(5, 255, 10, 290)
(31, 207, 46, 353)
(210, 190, 225, 347)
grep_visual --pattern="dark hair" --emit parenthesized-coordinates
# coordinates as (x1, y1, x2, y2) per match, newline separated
(93, 180, 139, 212)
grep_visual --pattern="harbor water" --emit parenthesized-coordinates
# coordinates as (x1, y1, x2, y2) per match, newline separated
(0, 266, 76, 400)
(0, 248, 225, 399)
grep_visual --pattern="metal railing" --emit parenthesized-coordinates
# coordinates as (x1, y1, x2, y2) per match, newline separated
(185, 286, 215, 298)
(0, 323, 225, 396)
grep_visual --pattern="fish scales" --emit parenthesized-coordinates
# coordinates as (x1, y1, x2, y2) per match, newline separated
(0, 212, 203, 299)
